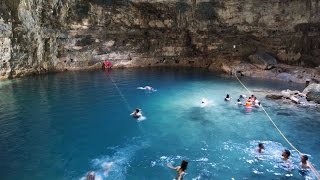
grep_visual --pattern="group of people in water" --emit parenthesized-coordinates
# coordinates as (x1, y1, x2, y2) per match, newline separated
(84, 85, 314, 180)
(256, 143, 311, 174)
(225, 94, 262, 109)
(85, 143, 310, 180)
(86, 160, 188, 180)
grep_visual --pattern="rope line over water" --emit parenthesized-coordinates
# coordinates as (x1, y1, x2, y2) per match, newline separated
(233, 71, 320, 180)
(106, 72, 133, 112)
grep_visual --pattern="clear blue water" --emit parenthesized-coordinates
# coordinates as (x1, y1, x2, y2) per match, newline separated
(0, 68, 319, 180)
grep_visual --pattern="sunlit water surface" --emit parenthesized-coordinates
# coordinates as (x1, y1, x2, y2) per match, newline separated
(0, 68, 319, 180)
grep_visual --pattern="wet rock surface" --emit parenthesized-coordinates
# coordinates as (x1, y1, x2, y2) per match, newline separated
(0, 0, 320, 80)
(303, 83, 320, 103)
(265, 86, 320, 108)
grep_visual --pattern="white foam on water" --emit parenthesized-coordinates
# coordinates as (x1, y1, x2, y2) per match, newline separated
(137, 116, 146, 122)
(195, 158, 209, 162)
(192, 175, 201, 180)
(244, 140, 316, 179)
(151, 161, 156, 167)
(80, 138, 149, 179)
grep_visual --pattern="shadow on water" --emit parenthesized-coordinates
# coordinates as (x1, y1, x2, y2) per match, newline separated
(185, 106, 213, 126)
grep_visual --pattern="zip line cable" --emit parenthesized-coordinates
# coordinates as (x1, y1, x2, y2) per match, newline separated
(233, 71, 320, 180)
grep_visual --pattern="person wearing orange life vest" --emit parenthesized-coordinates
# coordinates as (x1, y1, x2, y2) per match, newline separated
(245, 97, 252, 108)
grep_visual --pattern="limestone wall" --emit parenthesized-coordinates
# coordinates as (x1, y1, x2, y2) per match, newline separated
(0, 0, 320, 79)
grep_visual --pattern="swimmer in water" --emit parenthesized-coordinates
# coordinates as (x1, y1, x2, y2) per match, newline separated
(239, 94, 246, 99)
(300, 155, 310, 169)
(236, 99, 242, 105)
(167, 160, 188, 180)
(282, 149, 291, 161)
(201, 98, 210, 107)
(131, 108, 142, 118)
(86, 171, 95, 180)
(257, 143, 265, 153)
(251, 94, 255, 100)
(137, 86, 156, 92)
(253, 97, 261, 107)
(225, 94, 232, 101)
(281, 149, 293, 169)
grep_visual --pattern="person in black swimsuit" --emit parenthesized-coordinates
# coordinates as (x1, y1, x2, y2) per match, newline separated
(167, 160, 188, 180)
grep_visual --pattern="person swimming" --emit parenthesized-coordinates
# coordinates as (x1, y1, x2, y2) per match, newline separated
(236, 99, 242, 105)
(239, 94, 246, 99)
(131, 108, 142, 119)
(245, 98, 252, 108)
(299, 155, 310, 176)
(253, 97, 261, 107)
(137, 86, 156, 92)
(300, 155, 310, 169)
(280, 149, 293, 170)
(225, 94, 232, 101)
(86, 171, 95, 180)
(167, 160, 188, 180)
(201, 98, 209, 107)
(282, 149, 291, 161)
(251, 94, 255, 100)
(257, 143, 265, 153)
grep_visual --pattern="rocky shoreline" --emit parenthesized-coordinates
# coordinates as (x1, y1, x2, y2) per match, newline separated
(1, 54, 319, 84)
(1, 0, 320, 82)
(265, 83, 320, 108)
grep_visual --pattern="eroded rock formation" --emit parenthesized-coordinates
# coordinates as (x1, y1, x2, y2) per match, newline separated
(1, 0, 320, 80)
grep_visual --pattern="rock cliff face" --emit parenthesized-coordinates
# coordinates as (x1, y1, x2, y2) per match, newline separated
(1, 0, 320, 80)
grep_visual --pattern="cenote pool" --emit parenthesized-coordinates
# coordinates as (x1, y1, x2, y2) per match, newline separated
(0, 68, 319, 180)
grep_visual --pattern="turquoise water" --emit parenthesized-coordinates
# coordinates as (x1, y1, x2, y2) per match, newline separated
(0, 68, 319, 180)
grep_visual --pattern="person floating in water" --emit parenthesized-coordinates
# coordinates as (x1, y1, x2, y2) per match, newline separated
(251, 94, 255, 100)
(167, 160, 188, 180)
(239, 94, 246, 99)
(201, 98, 210, 107)
(86, 171, 95, 180)
(299, 155, 310, 176)
(257, 143, 265, 153)
(245, 98, 252, 109)
(236, 99, 242, 105)
(253, 97, 262, 108)
(300, 155, 310, 169)
(137, 86, 156, 92)
(225, 94, 232, 101)
(131, 108, 142, 119)
(282, 149, 291, 161)
(280, 149, 293, 170)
